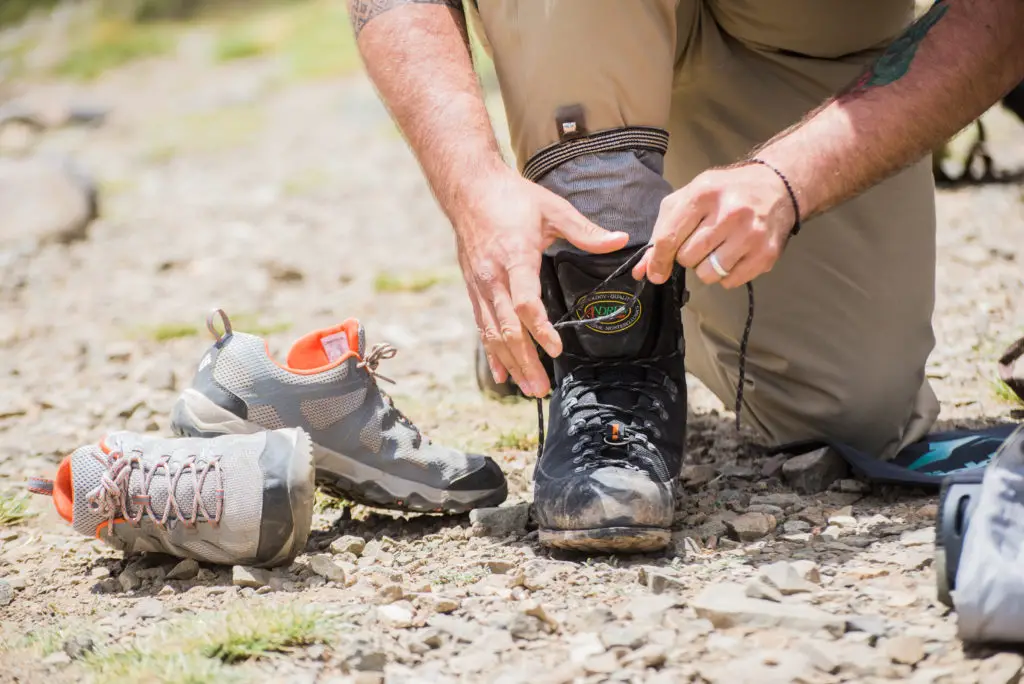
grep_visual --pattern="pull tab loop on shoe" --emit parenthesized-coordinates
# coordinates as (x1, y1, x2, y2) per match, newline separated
(27, 476, 54, 496)
(206, 308, 233, 344)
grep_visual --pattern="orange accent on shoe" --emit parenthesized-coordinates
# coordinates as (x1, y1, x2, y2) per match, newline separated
(99, 438, 111, 455)
(53, 457, 74, 523)
(95, 518, 126, 538)
(280, 319, 362, 372)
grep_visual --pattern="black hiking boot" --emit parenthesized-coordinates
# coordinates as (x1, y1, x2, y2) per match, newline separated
(534, 246, 687, 553)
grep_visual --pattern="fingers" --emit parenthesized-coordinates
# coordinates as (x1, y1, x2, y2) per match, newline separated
(487, 284, 551, 397)
(631, 249, 653, 281)
(508, 260, 562, 360)
(545, 196, 629, 254)
(647, 192, 707, 284)
(693, 237, 742, 285)
(458, 256, 511, 385)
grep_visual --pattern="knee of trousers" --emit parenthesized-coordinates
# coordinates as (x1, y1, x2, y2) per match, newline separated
(748, 362, 933, 458)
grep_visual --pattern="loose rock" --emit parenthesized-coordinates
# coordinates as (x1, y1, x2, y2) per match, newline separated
(232, 565, 269, 588)
(378, 602, 415, 628)
(166, 558, 199, 581)
(118, 568, 141, 592)
(691, 583, 847, 636)
(781, 447, 849, 494)
(309, 554, 347, 584)
(638, 566, 685, 594)
(600, 624, 647, 649)
(330, 535, 366, 557)
(0, 580, 13, 607)
(63, 635, 95, 660)
(725, 512, 777, 541)
(758, 561, 819, 595)
(469, 503, 530, 538)
(883, 635, 926, 665)
(900, 527, 936, 547)
(745, 578, 783, 603)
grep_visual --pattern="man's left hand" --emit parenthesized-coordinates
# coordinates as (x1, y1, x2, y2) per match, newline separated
(632, 162, 797, 288)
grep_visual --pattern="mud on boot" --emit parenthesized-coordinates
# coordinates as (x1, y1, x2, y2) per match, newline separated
(534, 246, 687, 553)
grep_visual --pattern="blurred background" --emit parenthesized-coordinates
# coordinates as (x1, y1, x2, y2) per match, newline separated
(0, 0, 1022, 486)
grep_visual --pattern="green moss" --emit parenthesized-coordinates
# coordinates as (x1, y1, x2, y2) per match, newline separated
(0, 492, 35, 527)
(54, 20, 175, 81)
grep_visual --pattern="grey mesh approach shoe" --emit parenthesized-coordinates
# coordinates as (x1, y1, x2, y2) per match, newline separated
(27, 429, 314, 568)
(170, 310, 508, 514)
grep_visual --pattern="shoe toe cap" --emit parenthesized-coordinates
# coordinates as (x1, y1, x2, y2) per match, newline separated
(534, 466, 673, 531)
(449, 455, 508, 493)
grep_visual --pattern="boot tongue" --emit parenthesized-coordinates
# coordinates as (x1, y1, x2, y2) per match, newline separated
(556, 259, 654, 359)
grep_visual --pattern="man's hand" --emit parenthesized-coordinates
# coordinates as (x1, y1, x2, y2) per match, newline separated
(632, 163, 796, 288)
(454, 167, 628, 397)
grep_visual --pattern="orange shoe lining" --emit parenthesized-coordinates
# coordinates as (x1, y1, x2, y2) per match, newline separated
(276, 319, 361, 374)
(53, 457, 74, 523)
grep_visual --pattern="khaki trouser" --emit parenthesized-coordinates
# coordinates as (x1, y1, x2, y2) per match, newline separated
(469, 0, 940, 459)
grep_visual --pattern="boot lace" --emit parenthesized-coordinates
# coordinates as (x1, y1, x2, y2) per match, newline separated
(554, 355, 681, 474)
(536, 244, 755, 461)
(358, 342, 424, 447)
(86, 448, 224, 534)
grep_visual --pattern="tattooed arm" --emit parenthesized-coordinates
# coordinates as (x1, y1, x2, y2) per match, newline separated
(638, 0, 1024, 288)
(350, 0, 627, 397)
(348, 0, 500, 213)
(755, 0, 1024, 220)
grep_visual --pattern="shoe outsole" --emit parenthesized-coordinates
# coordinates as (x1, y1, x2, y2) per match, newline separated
(171, 389, 507, 515)
(538, 527, 670, 553)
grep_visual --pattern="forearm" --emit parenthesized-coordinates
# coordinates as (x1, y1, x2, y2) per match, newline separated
(350, 0, 506, 223)
(754, 0, 1024, 221)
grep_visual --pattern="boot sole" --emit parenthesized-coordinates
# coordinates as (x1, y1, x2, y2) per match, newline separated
(171, 389, 507, 515)
(539, 527, 670, 553)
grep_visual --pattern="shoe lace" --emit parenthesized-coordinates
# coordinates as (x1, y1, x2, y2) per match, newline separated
(358, 342, 424, 447)
(85, 448, 224, 534)
(555, 356, 681, 473)
(535, 244, 755, 460)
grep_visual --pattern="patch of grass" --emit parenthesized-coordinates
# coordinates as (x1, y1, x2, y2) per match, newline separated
(203, 604, 333, 663)
(993, 379, 1024, 407)
(54, 19, 175, 80)
(314, 489, 349, 514)
(0, 492, 34, 527)
(86, 648, 236, 684)
(493, 429, 537, 452)
(85, 603, 335, 683)
(207, 0, 359, 78)
(434, 567, 486, 586)
(145, 322, 200, 342)
(283, 167, 333, 196)
(150, 105, 266, 156)
(374, 271, 451, 294)
(215, 30, 272, 62)
(14, 624, 70, 657)
(230, 313, 290, 337)
(282, 0, 360, 80)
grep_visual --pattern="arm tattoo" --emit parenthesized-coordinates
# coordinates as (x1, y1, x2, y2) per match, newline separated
(348, 0, 465, 36)
(846, 0, 949, 95)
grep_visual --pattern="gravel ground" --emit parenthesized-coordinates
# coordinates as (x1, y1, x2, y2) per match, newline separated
(1, 29, 1024, 684)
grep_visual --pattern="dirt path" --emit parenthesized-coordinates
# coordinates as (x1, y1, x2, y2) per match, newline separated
(1, 29, 1024, 684)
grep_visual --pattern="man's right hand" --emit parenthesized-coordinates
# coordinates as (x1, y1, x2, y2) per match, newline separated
(452, 167, 629, 398)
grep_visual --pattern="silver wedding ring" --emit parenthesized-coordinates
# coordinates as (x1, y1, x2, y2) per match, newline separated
(708, 251, 729, 278)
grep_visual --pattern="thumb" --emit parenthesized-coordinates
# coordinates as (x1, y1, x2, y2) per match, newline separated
(546, 199, 629, 254)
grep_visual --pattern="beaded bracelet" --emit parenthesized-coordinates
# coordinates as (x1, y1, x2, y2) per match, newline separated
(749, 158, 802, 237)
